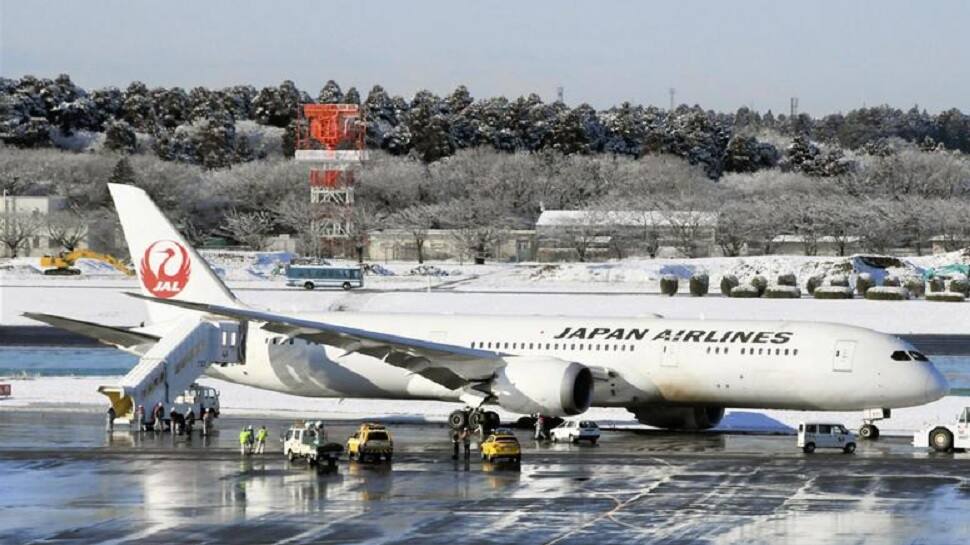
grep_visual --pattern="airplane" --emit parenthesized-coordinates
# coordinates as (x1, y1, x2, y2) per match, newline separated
(25, 183, 950, 439)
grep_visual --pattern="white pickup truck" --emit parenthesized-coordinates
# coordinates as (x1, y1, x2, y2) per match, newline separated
(913, 407, 970, 452)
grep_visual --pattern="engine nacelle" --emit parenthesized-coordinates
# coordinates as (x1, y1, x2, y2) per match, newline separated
(630, 406, 725, 430)
(491, 356, 593, 416)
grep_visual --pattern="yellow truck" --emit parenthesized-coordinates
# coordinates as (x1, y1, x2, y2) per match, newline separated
(480, 429, 522, 466)
(346, 423, 393, 463)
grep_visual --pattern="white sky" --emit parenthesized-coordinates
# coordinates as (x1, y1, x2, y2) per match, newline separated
(1, 0, 968, 114)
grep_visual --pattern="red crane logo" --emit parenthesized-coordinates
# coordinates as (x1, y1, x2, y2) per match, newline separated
(140, 240, 191, 298)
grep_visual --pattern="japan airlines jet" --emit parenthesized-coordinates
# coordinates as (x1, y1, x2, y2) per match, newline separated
(26, 184, 949, 435)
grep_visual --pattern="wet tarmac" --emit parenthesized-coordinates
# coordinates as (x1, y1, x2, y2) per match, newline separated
(1, 411, 969, 545)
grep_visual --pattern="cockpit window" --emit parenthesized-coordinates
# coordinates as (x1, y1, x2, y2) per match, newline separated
(891, 350, 911, 361)
(908, 351, 929, 362)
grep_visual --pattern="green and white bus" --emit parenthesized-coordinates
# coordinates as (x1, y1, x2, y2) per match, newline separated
(285, 264, 364, 290)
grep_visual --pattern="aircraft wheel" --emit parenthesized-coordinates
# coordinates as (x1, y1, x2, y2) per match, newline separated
(803, 442, 816, 454)
(859, 424, 880, 440)
(930, 428, 953, 452)
(448, 410, 468, 430)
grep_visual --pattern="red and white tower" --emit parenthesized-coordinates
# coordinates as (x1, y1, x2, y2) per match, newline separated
(294, 104, 366, 256)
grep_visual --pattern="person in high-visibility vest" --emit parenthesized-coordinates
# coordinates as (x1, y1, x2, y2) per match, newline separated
(254, 426, 268, 454)
(239, 427, 252, 455)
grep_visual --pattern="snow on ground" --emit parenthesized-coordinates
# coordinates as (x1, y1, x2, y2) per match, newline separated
(0, 376, 964, 436)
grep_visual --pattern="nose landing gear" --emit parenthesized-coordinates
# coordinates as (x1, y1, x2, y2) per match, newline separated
(859, 408, 891, 440)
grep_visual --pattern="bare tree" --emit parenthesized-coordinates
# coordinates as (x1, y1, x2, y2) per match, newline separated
(564, 210, 600, 262)
(273, 195, 330, 257)
(0, 211, 43, 257)
(46, 206, 90, 251)
(222, 209, 274, 250)
(439, 198, 509, 264)
(389, 204, 440, 263)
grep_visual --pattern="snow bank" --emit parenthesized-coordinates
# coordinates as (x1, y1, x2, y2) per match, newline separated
(1, 376, 964, 436)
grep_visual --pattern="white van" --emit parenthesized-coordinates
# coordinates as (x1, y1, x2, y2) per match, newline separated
(797, 422, 856, 454)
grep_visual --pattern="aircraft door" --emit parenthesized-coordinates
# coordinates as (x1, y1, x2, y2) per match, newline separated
(832, 340, 855, 372)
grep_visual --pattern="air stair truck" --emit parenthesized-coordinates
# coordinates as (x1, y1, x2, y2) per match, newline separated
(97, 319, 242, 431)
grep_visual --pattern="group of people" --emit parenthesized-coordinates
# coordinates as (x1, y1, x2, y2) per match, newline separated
(129, 402, 216, 436)
(239, 425, 268, 455)
(450, 426, 474, 460)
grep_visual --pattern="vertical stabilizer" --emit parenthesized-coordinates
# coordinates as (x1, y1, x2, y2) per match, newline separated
(108, 183, 240, 324)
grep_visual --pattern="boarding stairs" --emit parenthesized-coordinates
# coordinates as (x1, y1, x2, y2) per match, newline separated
(99, 318, 244, 424)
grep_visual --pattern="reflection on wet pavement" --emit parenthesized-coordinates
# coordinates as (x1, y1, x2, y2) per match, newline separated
(0, 411, 968, 544)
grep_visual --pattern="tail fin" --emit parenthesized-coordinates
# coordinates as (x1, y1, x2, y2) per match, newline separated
(108, 183, 240, 324)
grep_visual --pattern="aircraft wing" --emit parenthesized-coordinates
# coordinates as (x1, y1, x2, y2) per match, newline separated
(126, 293, 505, 390)
(22, 312, 158, 355)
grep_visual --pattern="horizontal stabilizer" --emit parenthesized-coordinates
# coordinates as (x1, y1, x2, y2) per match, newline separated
(22, 312, 158, 353)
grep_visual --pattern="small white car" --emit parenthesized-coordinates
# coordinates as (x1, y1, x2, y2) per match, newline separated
(551, 420, 600, 444)
(797, 422, 856, 454)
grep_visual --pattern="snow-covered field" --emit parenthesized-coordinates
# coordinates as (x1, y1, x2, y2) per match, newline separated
(1, 376, 964, 437)
(3, 251, 970, 332)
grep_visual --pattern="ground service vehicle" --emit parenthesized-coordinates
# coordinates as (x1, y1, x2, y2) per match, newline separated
(39, 250, 134, 276)
(172, 384, 220, 417)
(551, 420, 600, 444)
(347, 423, 393, 462)
(797, 422, 857, 453)
(284, 423, 343, 468)
(480, 429, 522, 465)
(913, 406, 970, 452)
(285, 264, 363, 291)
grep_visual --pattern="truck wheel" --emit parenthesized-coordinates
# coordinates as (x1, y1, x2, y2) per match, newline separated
(342, 282, 352, 290)
(287, 450, 295, 462)
(448, 410, 468, 430)
(803, 442, 816, 454)
(571, 437, 579, 444)
(304, 282, 314, 290)
(843, 442, 856, 454)
(590, 438, 598, 446)
(930, 428, 953, 452)
(552, 436, 558, 443)
(308, 456, 317, 467)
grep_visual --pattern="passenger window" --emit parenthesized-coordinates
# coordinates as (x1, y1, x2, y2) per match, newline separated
(806, 425, 817, 433)
(630, 345, 635, 352)
(545, 343, 550, 350)
(784, 349, 789, 356)
(818, 425, 832, 434)
(794, 349, 799, 356)
(707, 347, 712, 354)
(740, 348, 745, 355)
(891, 351, 911, 361)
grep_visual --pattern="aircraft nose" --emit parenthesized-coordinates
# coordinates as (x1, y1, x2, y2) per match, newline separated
(924, 365, 950, 401)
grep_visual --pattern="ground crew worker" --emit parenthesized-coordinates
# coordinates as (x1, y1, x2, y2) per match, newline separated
(246, 425, 255, 452)
(534, 414, 544, 440)
(185, 408, 195, 434)
(201, 408, 212, 436)
(153, 403, 164, 432)
(460, 427, 472, 459)
(239, 426, 252, 455)
(451, 428, 460, 460)
(255, 425, 267, 454)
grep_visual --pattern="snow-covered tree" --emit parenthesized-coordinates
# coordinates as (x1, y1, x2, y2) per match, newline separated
(317, 80, 344, 104)
(222, 209, 274, 250)
(104, 119, 137, 153)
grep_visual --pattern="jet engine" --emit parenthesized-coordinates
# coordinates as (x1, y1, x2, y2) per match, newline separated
(630, 406, 725, 430)
(491, 356, 593, 416)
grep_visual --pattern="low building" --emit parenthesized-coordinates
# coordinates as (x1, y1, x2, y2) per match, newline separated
(0, 195, 70, 258)
(535, 210, 718, 261)
(365, 229, 535, 263)
(765, 235, 862, 256)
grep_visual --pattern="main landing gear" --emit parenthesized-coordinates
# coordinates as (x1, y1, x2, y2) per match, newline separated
(449, 407, 500, 432)
(859, 408, 891, 440)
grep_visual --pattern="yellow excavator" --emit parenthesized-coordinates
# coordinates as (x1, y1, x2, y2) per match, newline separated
(39, 249, 134, 276)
